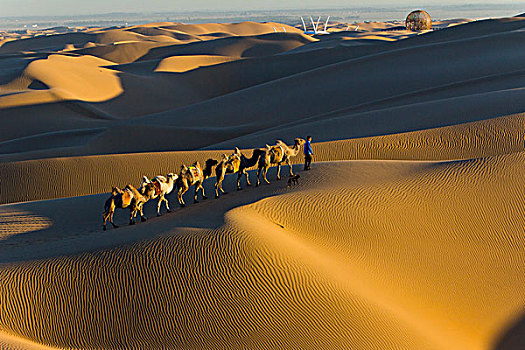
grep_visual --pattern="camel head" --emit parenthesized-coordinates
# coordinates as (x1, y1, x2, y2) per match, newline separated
(167, 173, 178, 182)
(204, 158, 219, 179)
(139, 176, 151, 191)
(205, 158, 219, 168)
(295, 138, 305, 145)
(294, 138, 306, 147)
(179, 165, 189, 179)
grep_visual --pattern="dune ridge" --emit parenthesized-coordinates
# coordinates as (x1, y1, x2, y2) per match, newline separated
(1, 112, 524, 204)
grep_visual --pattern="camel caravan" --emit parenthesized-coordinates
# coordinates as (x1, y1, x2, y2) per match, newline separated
(102, 138, 306, 230)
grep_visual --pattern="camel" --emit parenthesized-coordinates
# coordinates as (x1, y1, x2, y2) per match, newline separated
(232, 147, 266, 190)
(141, 173, 178, 216)
(214, 153, 240, 198)
(256, 138, 306, 186)
(102, 182, 156, 231)
(177, 159, 217, 207)
(214, 147, 266, 198)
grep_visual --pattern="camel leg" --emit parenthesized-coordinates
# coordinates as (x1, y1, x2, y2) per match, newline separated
(178, 186, 187, 207)
(256, 168, 261, 187)
(139, 202, 147, 222)
(157, 197, 163, 216)
(201, 183, 207, 200)
(276, 163, 282, 180)
(103, 201, 118, 231)
(102, 211, 110, 231)
(216, 178, 227, 198)
(165, 197, 171, 213)
(194, 182, 206, 203)
(129, 208, 136, 225)
(194, 184, 199, 203)
(244, 170, 251, 186)
(215, 181, 220, 198)
(263, 167, 271, 184)
(237, 173, 243, 191)
(110, 210, 118, 229)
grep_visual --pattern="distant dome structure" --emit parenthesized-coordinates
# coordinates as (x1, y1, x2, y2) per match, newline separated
(405, 10, 432, 31)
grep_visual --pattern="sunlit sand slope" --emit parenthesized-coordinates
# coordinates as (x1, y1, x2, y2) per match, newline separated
(0, 156, 523, 349)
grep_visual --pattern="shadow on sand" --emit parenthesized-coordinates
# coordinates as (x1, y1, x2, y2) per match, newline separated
(493, 311, 525, 350)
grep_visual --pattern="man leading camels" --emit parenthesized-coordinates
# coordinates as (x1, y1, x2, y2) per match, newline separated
(304, 135, 313, 170)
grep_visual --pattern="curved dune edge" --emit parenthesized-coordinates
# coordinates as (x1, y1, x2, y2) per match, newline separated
(0, 155, 523, 349)
(0, 55, 123, 109)
(154, 55, 240, 73)
(1, 112, 525, 204)
(0, 330, 57, 350)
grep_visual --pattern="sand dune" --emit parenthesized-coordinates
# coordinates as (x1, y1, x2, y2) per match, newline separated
(0, 157, 523, 349)
(0, 16, 524, 349)
(0, 16, 522, 160)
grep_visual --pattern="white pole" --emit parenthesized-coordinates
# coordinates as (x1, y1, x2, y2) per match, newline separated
(324, 16, 330, 32)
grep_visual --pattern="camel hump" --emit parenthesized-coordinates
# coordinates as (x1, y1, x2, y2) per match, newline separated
(153, 181, 162, 196)
(206, 158, 219, 166)
(153, 175, 167, 183)
(234, 147, 240, 154)
(111, 187, 122, 195)
(276, 140, 287, 147)
(122, 190, 133, 206)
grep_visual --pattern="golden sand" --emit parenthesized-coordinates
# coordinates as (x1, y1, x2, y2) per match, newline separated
(0, 16, 524, 349)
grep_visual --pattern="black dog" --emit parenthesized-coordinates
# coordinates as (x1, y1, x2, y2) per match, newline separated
(287, 174, 300, 187)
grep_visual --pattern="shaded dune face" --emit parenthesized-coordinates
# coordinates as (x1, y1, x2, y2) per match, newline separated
(0, 17, 525, 349)
(0, 17, 523, 162)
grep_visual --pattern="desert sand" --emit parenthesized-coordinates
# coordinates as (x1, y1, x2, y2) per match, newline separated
(0, 15, 524, 349)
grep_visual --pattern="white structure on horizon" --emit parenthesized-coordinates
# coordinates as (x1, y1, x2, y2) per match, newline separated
(301, 16, 330, 35)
